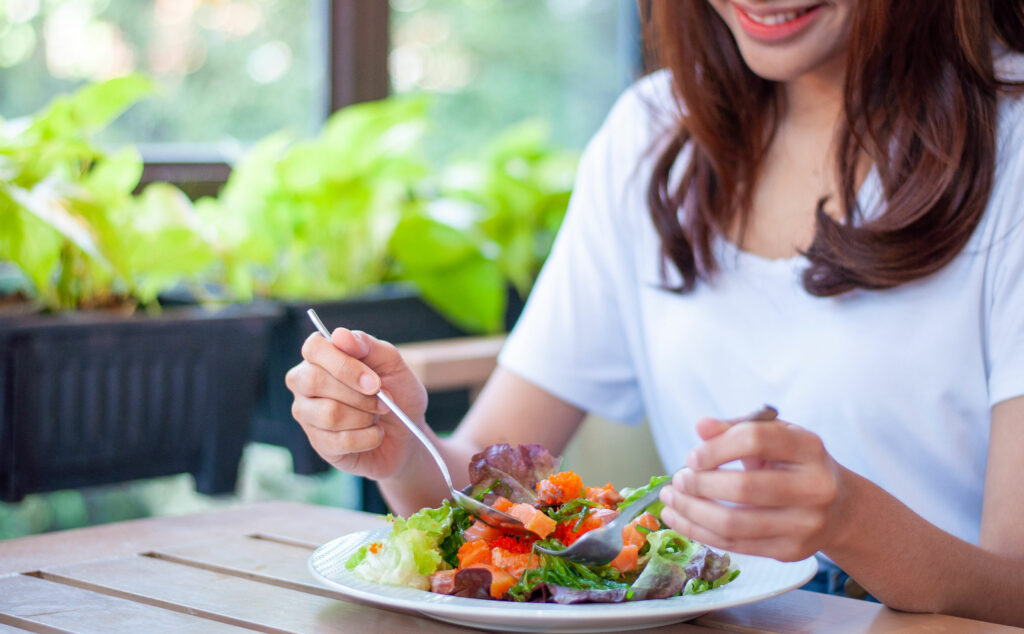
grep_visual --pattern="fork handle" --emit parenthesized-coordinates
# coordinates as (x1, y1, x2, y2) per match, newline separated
(607, 482, 669, 533)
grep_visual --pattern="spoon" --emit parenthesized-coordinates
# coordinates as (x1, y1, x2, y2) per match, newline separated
(533, 404, 779, 566)
(306, 309, 532, 535)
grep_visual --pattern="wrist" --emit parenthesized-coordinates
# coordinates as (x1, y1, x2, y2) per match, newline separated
(824, 465, 873, 559)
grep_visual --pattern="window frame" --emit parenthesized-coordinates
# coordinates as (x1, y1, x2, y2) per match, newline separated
(138, 0, 390, 198)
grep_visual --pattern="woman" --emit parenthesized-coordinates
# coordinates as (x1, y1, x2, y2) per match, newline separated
(286, 0, 1024, 624)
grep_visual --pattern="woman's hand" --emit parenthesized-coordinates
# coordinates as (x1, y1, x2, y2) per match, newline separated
(658, 416, 851, 562)
(285, 328, 428, 481)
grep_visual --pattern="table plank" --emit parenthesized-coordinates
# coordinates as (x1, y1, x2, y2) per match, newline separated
(696, 589, 1021, 633)
(0, 574, 244, 633)
(0, 502, 385, 577)
(38, 554, 466, 634)
(151, 535, 332, 597)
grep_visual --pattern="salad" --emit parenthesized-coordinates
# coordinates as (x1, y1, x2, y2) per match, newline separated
(345, 443, 738, 604)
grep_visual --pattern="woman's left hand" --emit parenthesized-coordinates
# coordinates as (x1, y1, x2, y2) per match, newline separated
(658, 416, 850, 562)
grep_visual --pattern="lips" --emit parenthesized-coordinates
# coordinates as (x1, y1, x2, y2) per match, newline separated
(732, 3, 824, 42)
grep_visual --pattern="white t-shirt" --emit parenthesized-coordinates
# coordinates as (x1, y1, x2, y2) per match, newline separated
(499, 64, 1024, 547)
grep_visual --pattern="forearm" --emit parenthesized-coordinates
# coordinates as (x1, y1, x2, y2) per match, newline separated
(376, 367, 585, 518)
(377, 430, 483, 518)
(827, 468, 1024, 626)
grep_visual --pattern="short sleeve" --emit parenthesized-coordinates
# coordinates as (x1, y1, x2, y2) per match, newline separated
(985, 98, 1024, 407)
(497, 78, 673, 424)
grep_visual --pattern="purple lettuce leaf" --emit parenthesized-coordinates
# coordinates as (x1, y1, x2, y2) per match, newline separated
(451, 568, 493, 600)
(685, 547, 731, 582)
(465, 443, 560, 504)
(543, 584, 629, 604)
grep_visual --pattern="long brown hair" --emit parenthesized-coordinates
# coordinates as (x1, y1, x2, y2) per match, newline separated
(641, 1, 1024, 295)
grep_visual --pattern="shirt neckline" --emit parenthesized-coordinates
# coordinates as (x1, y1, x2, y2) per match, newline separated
(715, 164, 881, 271)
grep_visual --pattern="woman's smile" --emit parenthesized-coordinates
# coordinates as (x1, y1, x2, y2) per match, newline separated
(732, 3, 825, 43)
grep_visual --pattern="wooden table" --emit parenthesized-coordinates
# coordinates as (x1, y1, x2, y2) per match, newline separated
(0, 501, 1016, 633)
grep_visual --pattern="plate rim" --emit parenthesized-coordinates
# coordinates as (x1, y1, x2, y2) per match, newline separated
(308, 527, 818, 627)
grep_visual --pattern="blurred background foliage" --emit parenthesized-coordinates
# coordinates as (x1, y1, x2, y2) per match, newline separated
(0, 0, 633, 161)
(0, 0, 637, 539)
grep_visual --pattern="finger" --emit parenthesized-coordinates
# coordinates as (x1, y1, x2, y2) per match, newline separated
(660, 487, 820, 540)
(302, 332, 381, 395)
(302, 420, 385, 458)
(686, 422, 823, 471)
(674, 468, 831, 507)
(331, 328, 407, 377)
(695, 417, 730, 441)
(291, 395, 378, 433)
(286, 361, 387, 415)
(658, 505, 814, 562)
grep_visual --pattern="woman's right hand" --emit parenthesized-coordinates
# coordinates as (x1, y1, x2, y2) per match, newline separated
(285, 328, 428, 481)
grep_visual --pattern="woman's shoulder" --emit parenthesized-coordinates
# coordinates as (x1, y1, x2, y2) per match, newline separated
(596, 69, 680, 153)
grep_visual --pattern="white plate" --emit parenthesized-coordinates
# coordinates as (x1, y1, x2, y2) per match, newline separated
(309, 527, 818, 633)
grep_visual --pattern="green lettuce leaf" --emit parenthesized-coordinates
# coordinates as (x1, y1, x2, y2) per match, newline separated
(618, 474, 671, 517)
(347, 500, 460, 590)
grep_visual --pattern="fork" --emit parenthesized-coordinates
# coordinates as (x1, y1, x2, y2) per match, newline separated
(306, 309, 532, 535)
(533, 404, 779, 566)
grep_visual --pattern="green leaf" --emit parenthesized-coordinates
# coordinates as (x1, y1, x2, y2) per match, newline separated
(389, 215, 478, 271)
(404, 258, 506, 333)
(49, 74, 155, 135)
(86, 146, 143, 199)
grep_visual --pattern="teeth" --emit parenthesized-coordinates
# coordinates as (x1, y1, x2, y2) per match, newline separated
(745, 8, 808, 25)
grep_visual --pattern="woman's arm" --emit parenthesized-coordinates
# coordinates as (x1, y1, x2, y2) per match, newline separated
(658, 395, 1024, 626)
(287, 328, 585, 518)
(377, 366, 586, 517)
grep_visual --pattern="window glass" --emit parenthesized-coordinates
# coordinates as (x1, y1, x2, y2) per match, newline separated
(389, 0, 637, 160)
(0, 0, 329, 159)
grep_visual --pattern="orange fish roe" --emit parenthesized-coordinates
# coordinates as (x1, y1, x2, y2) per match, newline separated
(536, 471, 585, 506)
(368, 542, 383, 554)
(490, 535, 535, 554)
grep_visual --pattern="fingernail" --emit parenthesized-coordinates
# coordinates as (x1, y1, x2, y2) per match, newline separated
(659, 487, 673, 506)
(359, 373, 379, 394)
(673, 470, 687, 492)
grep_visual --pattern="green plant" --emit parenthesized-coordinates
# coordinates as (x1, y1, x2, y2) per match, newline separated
(0, 76, 216, 311)
(441, 120, 577, 297)
(388, 120, 577, 333)
(199, 97, 432, 303)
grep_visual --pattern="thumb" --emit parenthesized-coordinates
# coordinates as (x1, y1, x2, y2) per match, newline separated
(695, 417, 730, 441)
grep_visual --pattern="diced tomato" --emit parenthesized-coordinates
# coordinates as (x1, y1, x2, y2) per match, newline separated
(463, 520, 502, 543)
(429, 568, 457, 594)
(536, 471, 585, 506)
(457, 538, 492, 567)
(465, 563, 517, 599)
(491, 548, 534, 579)
(508, 502, 556, 539)
(586, 483, 624, 507)
(621, 511, 661, 549)
(610, 543, 639, 573)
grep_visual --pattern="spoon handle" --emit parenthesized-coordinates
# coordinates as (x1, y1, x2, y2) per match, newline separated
(305, 309, 455, 492)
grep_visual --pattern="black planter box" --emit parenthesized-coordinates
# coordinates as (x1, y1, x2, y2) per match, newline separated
(252, 285, 523, 513)
(0, 303, 280, 502)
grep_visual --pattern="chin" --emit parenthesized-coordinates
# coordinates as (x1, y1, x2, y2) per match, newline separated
(736, 45, 841, 82)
